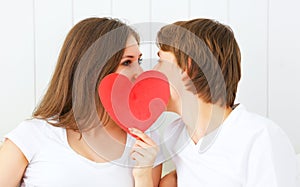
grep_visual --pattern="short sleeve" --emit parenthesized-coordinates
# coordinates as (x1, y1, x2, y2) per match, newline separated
(148, 117, 188, 167)
(245, 124, 298, 187)
(4, 120, 43, 162)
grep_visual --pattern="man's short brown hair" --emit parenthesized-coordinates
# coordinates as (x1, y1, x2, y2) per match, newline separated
(157, 18, 241, 107)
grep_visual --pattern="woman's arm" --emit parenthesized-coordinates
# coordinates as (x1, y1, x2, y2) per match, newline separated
(159, 170, 177, 187)
(0, 139, 28, 187)
(129, 128, 161, 187)
(132, 159, 162, 187)
(152, 164, 162, 187)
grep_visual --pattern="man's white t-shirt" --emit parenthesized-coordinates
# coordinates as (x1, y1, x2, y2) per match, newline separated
(5, 119, 162, 187)
(164, 104, 299, 187)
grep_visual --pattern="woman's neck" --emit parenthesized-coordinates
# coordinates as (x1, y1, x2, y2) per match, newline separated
(67, 119, 127, 162)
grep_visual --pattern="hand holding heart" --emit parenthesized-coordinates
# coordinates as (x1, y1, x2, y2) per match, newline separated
(98, 70, 170, 136)
(129, 127, 158, 167)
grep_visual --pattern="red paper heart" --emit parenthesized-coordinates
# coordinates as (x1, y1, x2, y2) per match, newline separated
(98, 70, 170, 135)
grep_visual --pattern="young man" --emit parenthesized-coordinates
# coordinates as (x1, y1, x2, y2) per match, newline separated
(155, 18, 298, 187)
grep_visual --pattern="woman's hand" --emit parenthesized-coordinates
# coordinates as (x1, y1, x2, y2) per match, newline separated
(129, 128, 159, 186)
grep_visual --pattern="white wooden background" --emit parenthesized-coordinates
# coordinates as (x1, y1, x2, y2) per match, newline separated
(0, 0, 299, 154)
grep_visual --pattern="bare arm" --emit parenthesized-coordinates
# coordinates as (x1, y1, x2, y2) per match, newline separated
(132, 162, 162, 187)
(0, 139, 28, 187)
(159, 170, 177, 187)
(152, 164, 162, 187)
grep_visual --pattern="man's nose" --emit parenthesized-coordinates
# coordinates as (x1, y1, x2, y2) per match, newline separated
(153, 63, 160, 71)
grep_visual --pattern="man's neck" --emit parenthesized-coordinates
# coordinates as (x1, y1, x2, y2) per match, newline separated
(183, 101, 232, 144)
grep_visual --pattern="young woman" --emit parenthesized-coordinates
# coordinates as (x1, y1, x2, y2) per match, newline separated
(0, 17, 162, 187)
(156, 18, 298, 187)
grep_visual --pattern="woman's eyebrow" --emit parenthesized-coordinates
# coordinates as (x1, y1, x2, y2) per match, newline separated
(122, 53, 142, 59)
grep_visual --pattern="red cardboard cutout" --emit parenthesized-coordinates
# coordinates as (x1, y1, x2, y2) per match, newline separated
(98, 70, 170, 136)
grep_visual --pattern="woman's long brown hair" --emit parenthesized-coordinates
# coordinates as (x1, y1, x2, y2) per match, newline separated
(33, 17, 139, 131)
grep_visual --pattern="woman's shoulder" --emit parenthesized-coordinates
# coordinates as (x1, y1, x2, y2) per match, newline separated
(4, 118, 67, 162)
(7, 118, 46, 135)
(6, 118, 66, 145)
(18, 118, 48, 128)
(14, 118, 58, 134)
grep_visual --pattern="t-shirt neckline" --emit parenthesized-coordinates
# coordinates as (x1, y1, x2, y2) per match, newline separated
(62, 128, 131, 168)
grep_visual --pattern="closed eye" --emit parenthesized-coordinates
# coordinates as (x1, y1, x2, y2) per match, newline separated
(138, 58, 143, 65)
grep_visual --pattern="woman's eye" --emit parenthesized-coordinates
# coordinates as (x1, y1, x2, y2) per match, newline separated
(138, 58, 143, 65)
(122, 60, 131, 66)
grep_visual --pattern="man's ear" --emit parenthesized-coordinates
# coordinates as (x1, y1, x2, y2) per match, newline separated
(182, 57, 192, 74)
(182, 57, 197, 94)
(187, 57, 192, 71)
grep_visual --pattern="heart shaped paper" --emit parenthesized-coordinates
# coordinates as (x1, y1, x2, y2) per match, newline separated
(98, 70, 170, 135)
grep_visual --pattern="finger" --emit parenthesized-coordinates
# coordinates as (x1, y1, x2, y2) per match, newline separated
(135, 141, 159, 155)
(131, 150, 155, 167)
(131, 151, 143, 162)
(130, 145, 143, 155)
(130, 145, 157, 157)
(131, 146, 157, 158)
(128, 128, 156, 145)
(134, 140, 152, 148)
(132, 148, 148, 157)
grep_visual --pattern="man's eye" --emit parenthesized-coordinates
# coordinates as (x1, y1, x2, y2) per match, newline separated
(138, 58, 143, 65)
(122, 60, 131, 66)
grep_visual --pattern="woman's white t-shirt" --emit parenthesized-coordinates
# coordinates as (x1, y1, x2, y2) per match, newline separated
(163, 104, 299, 187)
(5, 119, 162, 187)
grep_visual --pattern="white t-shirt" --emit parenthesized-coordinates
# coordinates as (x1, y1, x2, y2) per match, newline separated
(5, 119, 162, 187)
(163, 104, 299, 187)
